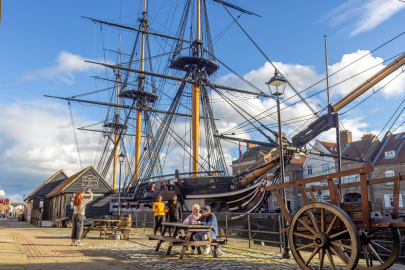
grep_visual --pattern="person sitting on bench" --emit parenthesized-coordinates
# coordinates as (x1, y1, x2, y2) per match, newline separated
(193, 205, 224, 256)
(183, 204, 201, 255)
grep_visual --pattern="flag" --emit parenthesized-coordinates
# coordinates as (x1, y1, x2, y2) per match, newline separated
(239, 142, 243, 163)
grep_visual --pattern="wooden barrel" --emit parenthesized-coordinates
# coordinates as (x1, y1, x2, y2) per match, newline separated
(120, 214, 132, 228)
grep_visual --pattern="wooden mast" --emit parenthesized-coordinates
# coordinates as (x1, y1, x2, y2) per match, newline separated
(134, 0, 147, 179)
(113, 34, 121, 190)
(192, 0, 201, 177)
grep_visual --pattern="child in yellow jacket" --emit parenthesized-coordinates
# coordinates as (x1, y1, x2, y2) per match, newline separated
(153, 196, 168, 235)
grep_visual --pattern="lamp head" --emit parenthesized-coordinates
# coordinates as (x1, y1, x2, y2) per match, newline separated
(118, 152, 125, 164)
(266, 70, 288, 96)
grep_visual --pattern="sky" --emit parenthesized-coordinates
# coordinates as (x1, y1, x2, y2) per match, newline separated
(1, 0, 405, 202)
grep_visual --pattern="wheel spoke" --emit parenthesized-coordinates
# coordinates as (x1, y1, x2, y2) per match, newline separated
(307, 209, 321, 232)
(325, 248, 337, 270)
(325, 215, 338, 234)
(363, 244, 370, 267)
(329, 246, 348, 265)
(370, 241, 391, 254)
(330, 241, 352, 250)
(305, 246, 320, 266)
(321, 208, 325, 233)
(294, 232, 315, 240)
(296, 242, 316, 251)
(298, 218, 317, 235)
(319, 248, 325, 270)
(329, 229, 348, 240)
(368, 244, 384, 264)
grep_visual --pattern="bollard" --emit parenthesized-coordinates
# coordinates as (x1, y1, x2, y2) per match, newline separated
(247, 213, 251, 249)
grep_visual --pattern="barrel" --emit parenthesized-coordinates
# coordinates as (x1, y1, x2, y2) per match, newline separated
(120, 214, 132, 228)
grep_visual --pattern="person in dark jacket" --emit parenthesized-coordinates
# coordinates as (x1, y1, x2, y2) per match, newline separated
(167, 195, 182, 236)
(193, 205, 224, 256)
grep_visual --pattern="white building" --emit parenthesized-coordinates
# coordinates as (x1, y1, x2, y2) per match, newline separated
(302, 140, 337, 202)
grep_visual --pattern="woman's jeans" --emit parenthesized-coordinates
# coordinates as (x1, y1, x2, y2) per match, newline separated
(191, 231, 218, 250)
(71, 214, 83, 240)
(154, 215, 165, 235)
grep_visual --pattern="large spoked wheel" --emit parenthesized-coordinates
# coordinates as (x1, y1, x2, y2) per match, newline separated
(338, 228, 401, 270)
(289, 202, 361, 270)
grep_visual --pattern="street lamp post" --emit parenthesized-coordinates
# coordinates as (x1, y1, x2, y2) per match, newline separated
(266, 69, 290, 259)
(117, 152, 125, 220)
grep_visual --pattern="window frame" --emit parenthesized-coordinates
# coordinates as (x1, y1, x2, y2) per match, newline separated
(385, 151, 395, 158)
(307, 165, 313, 176)
(322, 163, 330, 173)
(386, 171, 395, 185)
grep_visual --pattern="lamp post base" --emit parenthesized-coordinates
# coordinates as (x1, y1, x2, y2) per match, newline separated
(282, 248, 291, 259)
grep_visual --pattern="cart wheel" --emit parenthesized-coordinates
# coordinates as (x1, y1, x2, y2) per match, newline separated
(337, 228, 401, 270)
(289, 202, 361, 270)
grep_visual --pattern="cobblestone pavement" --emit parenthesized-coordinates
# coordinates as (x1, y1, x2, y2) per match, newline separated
(4, 220, 403, 270)
(49, 227, 344, 270)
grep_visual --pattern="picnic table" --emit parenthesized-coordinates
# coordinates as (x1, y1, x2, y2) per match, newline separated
(147, 222, 225, 260)
(81, 219, 130, 240)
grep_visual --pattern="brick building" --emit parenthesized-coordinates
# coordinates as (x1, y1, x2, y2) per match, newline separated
(231, 143, 274, 175)
(338, 130, 405, 214)
(266, 153, 307, 213)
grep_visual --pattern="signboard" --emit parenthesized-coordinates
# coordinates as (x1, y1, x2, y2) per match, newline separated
(81, 175, 99, 188)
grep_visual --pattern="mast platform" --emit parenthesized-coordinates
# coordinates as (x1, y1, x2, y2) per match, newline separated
(119, 90, 158, 103)
(169, 56, 219, 76)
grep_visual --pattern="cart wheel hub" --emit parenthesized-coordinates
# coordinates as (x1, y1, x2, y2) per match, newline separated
(314, 233, 329, 248)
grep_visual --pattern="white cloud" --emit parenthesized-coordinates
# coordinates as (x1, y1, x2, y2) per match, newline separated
(213, 49, 405, 147)
(0, 100, 98, 201)
(328, 50, 405, 99)
(21, 51, 105, 84)
(325, 0, 405, 37)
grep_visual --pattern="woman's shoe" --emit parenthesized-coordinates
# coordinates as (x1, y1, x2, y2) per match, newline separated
(71, 242, 77, 246)
(76, 242, 84, 246)
(190, 249, 197, 255)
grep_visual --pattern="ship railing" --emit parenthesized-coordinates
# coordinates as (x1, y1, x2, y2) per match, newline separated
(113, 211, 284, 251)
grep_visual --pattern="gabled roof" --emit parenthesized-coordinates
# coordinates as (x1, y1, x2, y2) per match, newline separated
(46, 165, 114, 197)
(24, 170, 69, 202)
(341, 138, 380, 160)
(232, 145, 274, 164)
(319, 141, 338, 155)
(373, 132, 405, 166)
(290, 155, 307, 170)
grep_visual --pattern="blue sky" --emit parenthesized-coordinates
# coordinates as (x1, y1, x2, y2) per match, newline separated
(1, 0, 405, 202)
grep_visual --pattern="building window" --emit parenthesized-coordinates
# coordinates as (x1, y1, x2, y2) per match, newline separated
(384, 194, 403, 207)
(386, 171, 395, 185)
(307, 166, 313, 176)
(342, 174, 359, 184)
(284, 176, 289, 182)
(385, 151, 395, 158)
(322, 163, 330, 173)
(273, 200, 280, 210)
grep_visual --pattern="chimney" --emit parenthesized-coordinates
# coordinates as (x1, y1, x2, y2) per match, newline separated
(361, 134, 377, 141)
(247, 143, 256, 149)
(340, 130, 352, 146)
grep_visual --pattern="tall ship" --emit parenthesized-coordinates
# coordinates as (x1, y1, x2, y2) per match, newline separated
(45, 0, 405, 217)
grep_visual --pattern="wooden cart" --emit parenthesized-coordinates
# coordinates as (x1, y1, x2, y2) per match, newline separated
(266, 166, 405, 270)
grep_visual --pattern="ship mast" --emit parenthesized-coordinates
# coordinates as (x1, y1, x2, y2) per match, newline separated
(134, 0, 147, 179)
(192, 0, 201, 177)
(112, 34, 121, 190)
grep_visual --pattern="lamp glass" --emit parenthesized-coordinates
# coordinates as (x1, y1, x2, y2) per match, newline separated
(266, 72, 287, 96)
(118, 152, 125, 163)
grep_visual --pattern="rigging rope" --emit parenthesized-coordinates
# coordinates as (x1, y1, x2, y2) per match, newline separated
(68, 102, 83, 170)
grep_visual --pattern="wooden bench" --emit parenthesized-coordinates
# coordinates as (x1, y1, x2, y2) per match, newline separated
(51, 217, 69, 228)
(148, 222, 224, 259)
(82, 219, 131, 240)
